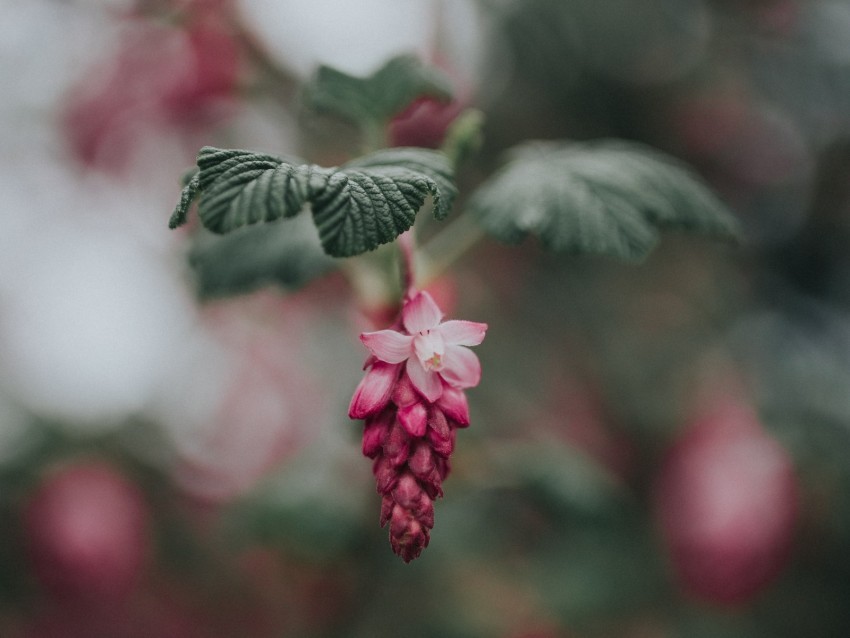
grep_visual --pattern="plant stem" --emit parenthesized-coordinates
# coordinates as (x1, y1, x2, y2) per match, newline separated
(417, 212, 486, 285)
(398, 230, 417, 296)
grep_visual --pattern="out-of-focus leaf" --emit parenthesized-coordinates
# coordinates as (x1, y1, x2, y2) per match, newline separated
(170, 146, 457, 258)
(300, 54, 453, 127)
(187, 215, 336, 299)
(469, 139, 741, 261)
(485, 439, 625, 516)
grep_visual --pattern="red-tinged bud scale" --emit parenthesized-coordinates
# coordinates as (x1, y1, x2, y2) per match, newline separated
(349, 290, 487, 561)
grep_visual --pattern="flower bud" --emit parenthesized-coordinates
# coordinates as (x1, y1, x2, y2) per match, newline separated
(349, 362, 400, 419)
(398, 402, 428, 437)
(361, 415, 391, 459)
(427, 409, 455, 458)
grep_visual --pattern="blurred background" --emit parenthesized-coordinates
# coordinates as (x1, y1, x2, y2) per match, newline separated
(2, 0, 850, 636)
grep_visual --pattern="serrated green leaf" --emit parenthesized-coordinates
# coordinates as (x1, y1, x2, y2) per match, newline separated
(169, 172, 200, 229)
(301, 54, 452, 127)
(469, 140, 741, 261)
(344, 147, 457, 220)
(187, 215, 336, 299)
(171, 146, 457, 258)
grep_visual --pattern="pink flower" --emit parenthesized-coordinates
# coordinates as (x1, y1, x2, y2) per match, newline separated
(359, 291, 487, 402)
(348, 289, 487, 562)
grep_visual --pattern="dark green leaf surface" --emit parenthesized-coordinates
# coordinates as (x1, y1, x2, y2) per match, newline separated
(170, 146, 457, 258)
(469, 140, 741, 261)
(300, 54, 452, 126)
(188, 215, 336, 299)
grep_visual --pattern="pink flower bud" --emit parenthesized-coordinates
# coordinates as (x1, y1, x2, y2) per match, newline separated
(391, 373, 419, 408)
(388, 97, 464, 149)
(348, 362, 400, 419)
(372, 457, 398, 496)
(437, 384, 470, 426)
(383, 421, 411, 468)
(361, 415, 391, 459)
(413, 495, 435, 530)
(408, 442, 443, 498)
(398, 402, 428, 437)
(380, 495, 395, 528)
(392, 473, 424, 510)
(427, 409, 455, 458)
(389, 507, 430, 564)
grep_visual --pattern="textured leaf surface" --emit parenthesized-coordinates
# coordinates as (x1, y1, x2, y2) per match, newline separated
(171, 146, 457, 258)
(187, 215, 336, 299)
(301, 54, 452, 126)
(469, 140, 741, 261)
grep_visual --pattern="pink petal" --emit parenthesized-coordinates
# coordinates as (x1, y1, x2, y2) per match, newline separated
(402, 291, 443, 334)
(406, 358, 443, 402)
(437, 385, 470, 426)
(360, 330, 413, 364)
(437, 320, 487, 347)
(439, 345, 481, 389)
(348, 361, 401, 419)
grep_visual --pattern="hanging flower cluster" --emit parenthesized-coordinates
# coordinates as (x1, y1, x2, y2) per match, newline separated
(348, 290, 487, 562)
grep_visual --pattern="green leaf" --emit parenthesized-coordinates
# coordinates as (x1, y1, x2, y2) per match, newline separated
(171, 146, 457, 258)
(169, 172, 200, 229)
(469, 139, 741, 261)
(300, 54, 453, 126)
(187, 215, 336, 299)
(344, 147, 457, 220)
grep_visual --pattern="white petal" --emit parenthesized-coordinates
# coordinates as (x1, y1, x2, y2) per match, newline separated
(439, 345, 481, 389)
(437, 320, 487, 347)
(406, 357, 443, 402)
(402, 291, 443, 334)
(360, 330, 413, 363)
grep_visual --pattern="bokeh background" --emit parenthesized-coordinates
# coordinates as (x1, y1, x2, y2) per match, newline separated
(2, 0, 850, 636)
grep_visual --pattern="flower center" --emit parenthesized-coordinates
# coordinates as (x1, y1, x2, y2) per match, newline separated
(414, 330, 445, 372)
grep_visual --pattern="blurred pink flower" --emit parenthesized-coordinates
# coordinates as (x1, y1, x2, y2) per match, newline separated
(62, 12, 240, 173)
(653, 398, 799, 606)
(173, 291, 321, 503)
(23, 461, 151, 603)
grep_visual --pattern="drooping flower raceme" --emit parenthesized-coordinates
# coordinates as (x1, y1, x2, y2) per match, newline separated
(349, 290, 487, 562)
